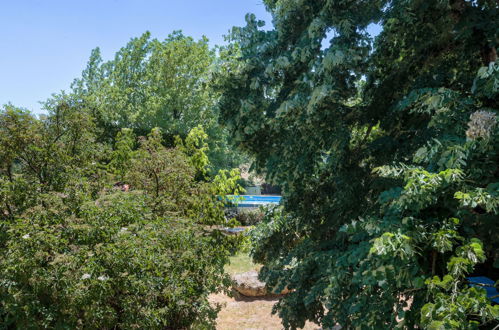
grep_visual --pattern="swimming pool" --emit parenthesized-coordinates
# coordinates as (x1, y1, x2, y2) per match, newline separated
(225, 195, 281, 207)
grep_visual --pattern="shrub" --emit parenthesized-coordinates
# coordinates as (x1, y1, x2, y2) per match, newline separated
(234, 208, 264, 226)
(0, 192, 232, 329)
(0, 106, 240, 328)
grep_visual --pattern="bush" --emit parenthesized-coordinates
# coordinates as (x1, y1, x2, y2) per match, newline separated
(234, 208, 264, 226)
(0, 106, 240, 328)
(0, 192, 232, 329)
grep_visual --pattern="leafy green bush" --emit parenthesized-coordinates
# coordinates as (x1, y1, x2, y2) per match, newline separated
(1, 193, 231, 329)
(234, 208, 264, 226)
(0, 106, 240, 328)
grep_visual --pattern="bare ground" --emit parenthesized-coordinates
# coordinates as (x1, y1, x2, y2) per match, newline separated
(213, 251, 322, 329)
(209, 293, 320, 330)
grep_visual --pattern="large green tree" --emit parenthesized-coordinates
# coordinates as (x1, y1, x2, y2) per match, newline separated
(71, 31, 214, 137)
(218, 0, 498, 328)
(69, 31, 245, 172)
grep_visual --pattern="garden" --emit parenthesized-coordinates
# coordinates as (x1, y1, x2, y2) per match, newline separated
(1, 0, 498, 329)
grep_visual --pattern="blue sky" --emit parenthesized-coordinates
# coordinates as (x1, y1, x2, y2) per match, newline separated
(0, 0, 272, 113)
(0, 1, 380, 114)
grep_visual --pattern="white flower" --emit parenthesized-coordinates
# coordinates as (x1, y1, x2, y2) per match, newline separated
(466, 110, 497, 140)
(120, 227, 128, 232)
(22, 234, 30, 239)
(81, 273, 91, 280)
(97, 275, 109, 281)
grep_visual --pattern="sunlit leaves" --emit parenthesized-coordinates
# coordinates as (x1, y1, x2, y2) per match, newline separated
(422, 239, 492, 329)
(0, 111, 240, 327)
(370, 232, 415, 260)
(455, 184, 499, 214)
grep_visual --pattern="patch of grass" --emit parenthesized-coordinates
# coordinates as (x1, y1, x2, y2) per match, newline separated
(225, 252, 261, 275)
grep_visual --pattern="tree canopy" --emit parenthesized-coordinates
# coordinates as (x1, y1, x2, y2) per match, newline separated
(68, 31, 246, 173)
(217, 0, 499, 328)
(71, 31, 213, 136)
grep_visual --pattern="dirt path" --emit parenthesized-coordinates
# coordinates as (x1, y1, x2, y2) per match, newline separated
(209, 293, 320, 330)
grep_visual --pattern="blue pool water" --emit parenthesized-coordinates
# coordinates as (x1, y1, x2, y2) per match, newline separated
(225, 195, 281, 207)
(467, 276, 499, 304)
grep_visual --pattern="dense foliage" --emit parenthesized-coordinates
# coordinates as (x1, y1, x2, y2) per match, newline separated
(0, 104, 240, 328)
(68, 31, 246, 173)
(218, 0, 499, 328)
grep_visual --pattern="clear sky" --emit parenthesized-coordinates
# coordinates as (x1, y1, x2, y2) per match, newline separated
(0, 0, 272, 113)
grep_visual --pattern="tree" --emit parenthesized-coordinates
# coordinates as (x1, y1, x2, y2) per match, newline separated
(217, 0, 498, 328)
(70, 31, 246, 173)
